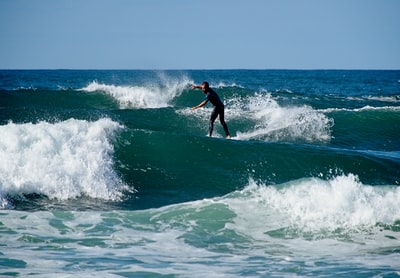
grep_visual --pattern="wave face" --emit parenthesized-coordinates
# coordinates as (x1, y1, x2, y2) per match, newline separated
(0, 69, 399, 277)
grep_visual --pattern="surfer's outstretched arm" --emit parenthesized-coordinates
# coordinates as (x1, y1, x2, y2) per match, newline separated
(192, 100, 208, 110)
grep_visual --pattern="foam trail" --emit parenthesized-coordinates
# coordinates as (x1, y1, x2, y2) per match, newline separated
(230, 93, 333, 142)
(366, 95, 400, 103)
(81, 76, 192, 109)
(0, 118, 127, 206)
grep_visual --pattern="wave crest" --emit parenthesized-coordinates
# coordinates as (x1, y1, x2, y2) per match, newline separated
(0, 118, 127, 207)
(236, 174, 400, 233)
(81, 77, 192, 109)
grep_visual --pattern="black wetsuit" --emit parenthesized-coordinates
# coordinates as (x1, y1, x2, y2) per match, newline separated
(204, 88, 230, 137)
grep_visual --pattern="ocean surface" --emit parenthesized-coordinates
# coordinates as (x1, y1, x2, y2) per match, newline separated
(0, 69, 399, 277)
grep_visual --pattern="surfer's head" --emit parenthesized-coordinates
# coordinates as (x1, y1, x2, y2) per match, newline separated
(201, 81, 209, 92)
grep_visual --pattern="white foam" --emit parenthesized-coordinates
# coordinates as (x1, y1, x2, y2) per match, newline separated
(366, 95, 400, 103)
(0, 118, 127, 205)
(230, 93, 333, 142)
(212, 81, 244, 89)
(321, 105, 400, 113)
(228, 174, 400, 234)
(81, 76, 192, 109)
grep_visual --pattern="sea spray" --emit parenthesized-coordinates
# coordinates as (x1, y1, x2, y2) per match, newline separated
(234, 93, 333, 142)
(81, 75, 192, 109)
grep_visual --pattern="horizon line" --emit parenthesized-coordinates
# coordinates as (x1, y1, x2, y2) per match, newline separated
(1, 68, 400, 71)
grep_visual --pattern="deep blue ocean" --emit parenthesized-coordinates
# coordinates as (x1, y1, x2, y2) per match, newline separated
(0, 70, 399, 277)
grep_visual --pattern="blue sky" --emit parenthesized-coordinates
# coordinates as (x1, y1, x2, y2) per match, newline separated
(1, 0, 399, 69)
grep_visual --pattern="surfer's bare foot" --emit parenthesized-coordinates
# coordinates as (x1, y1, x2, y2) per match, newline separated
(226, 135, 231, 139)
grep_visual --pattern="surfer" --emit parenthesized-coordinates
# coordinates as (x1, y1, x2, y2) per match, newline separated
(191, 81, 231, 138)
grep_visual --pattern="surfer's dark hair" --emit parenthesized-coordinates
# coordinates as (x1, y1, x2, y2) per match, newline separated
(201, 81, 209, 88)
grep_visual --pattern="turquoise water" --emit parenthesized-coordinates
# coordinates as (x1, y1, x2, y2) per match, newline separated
(0, 70, 399, 277)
